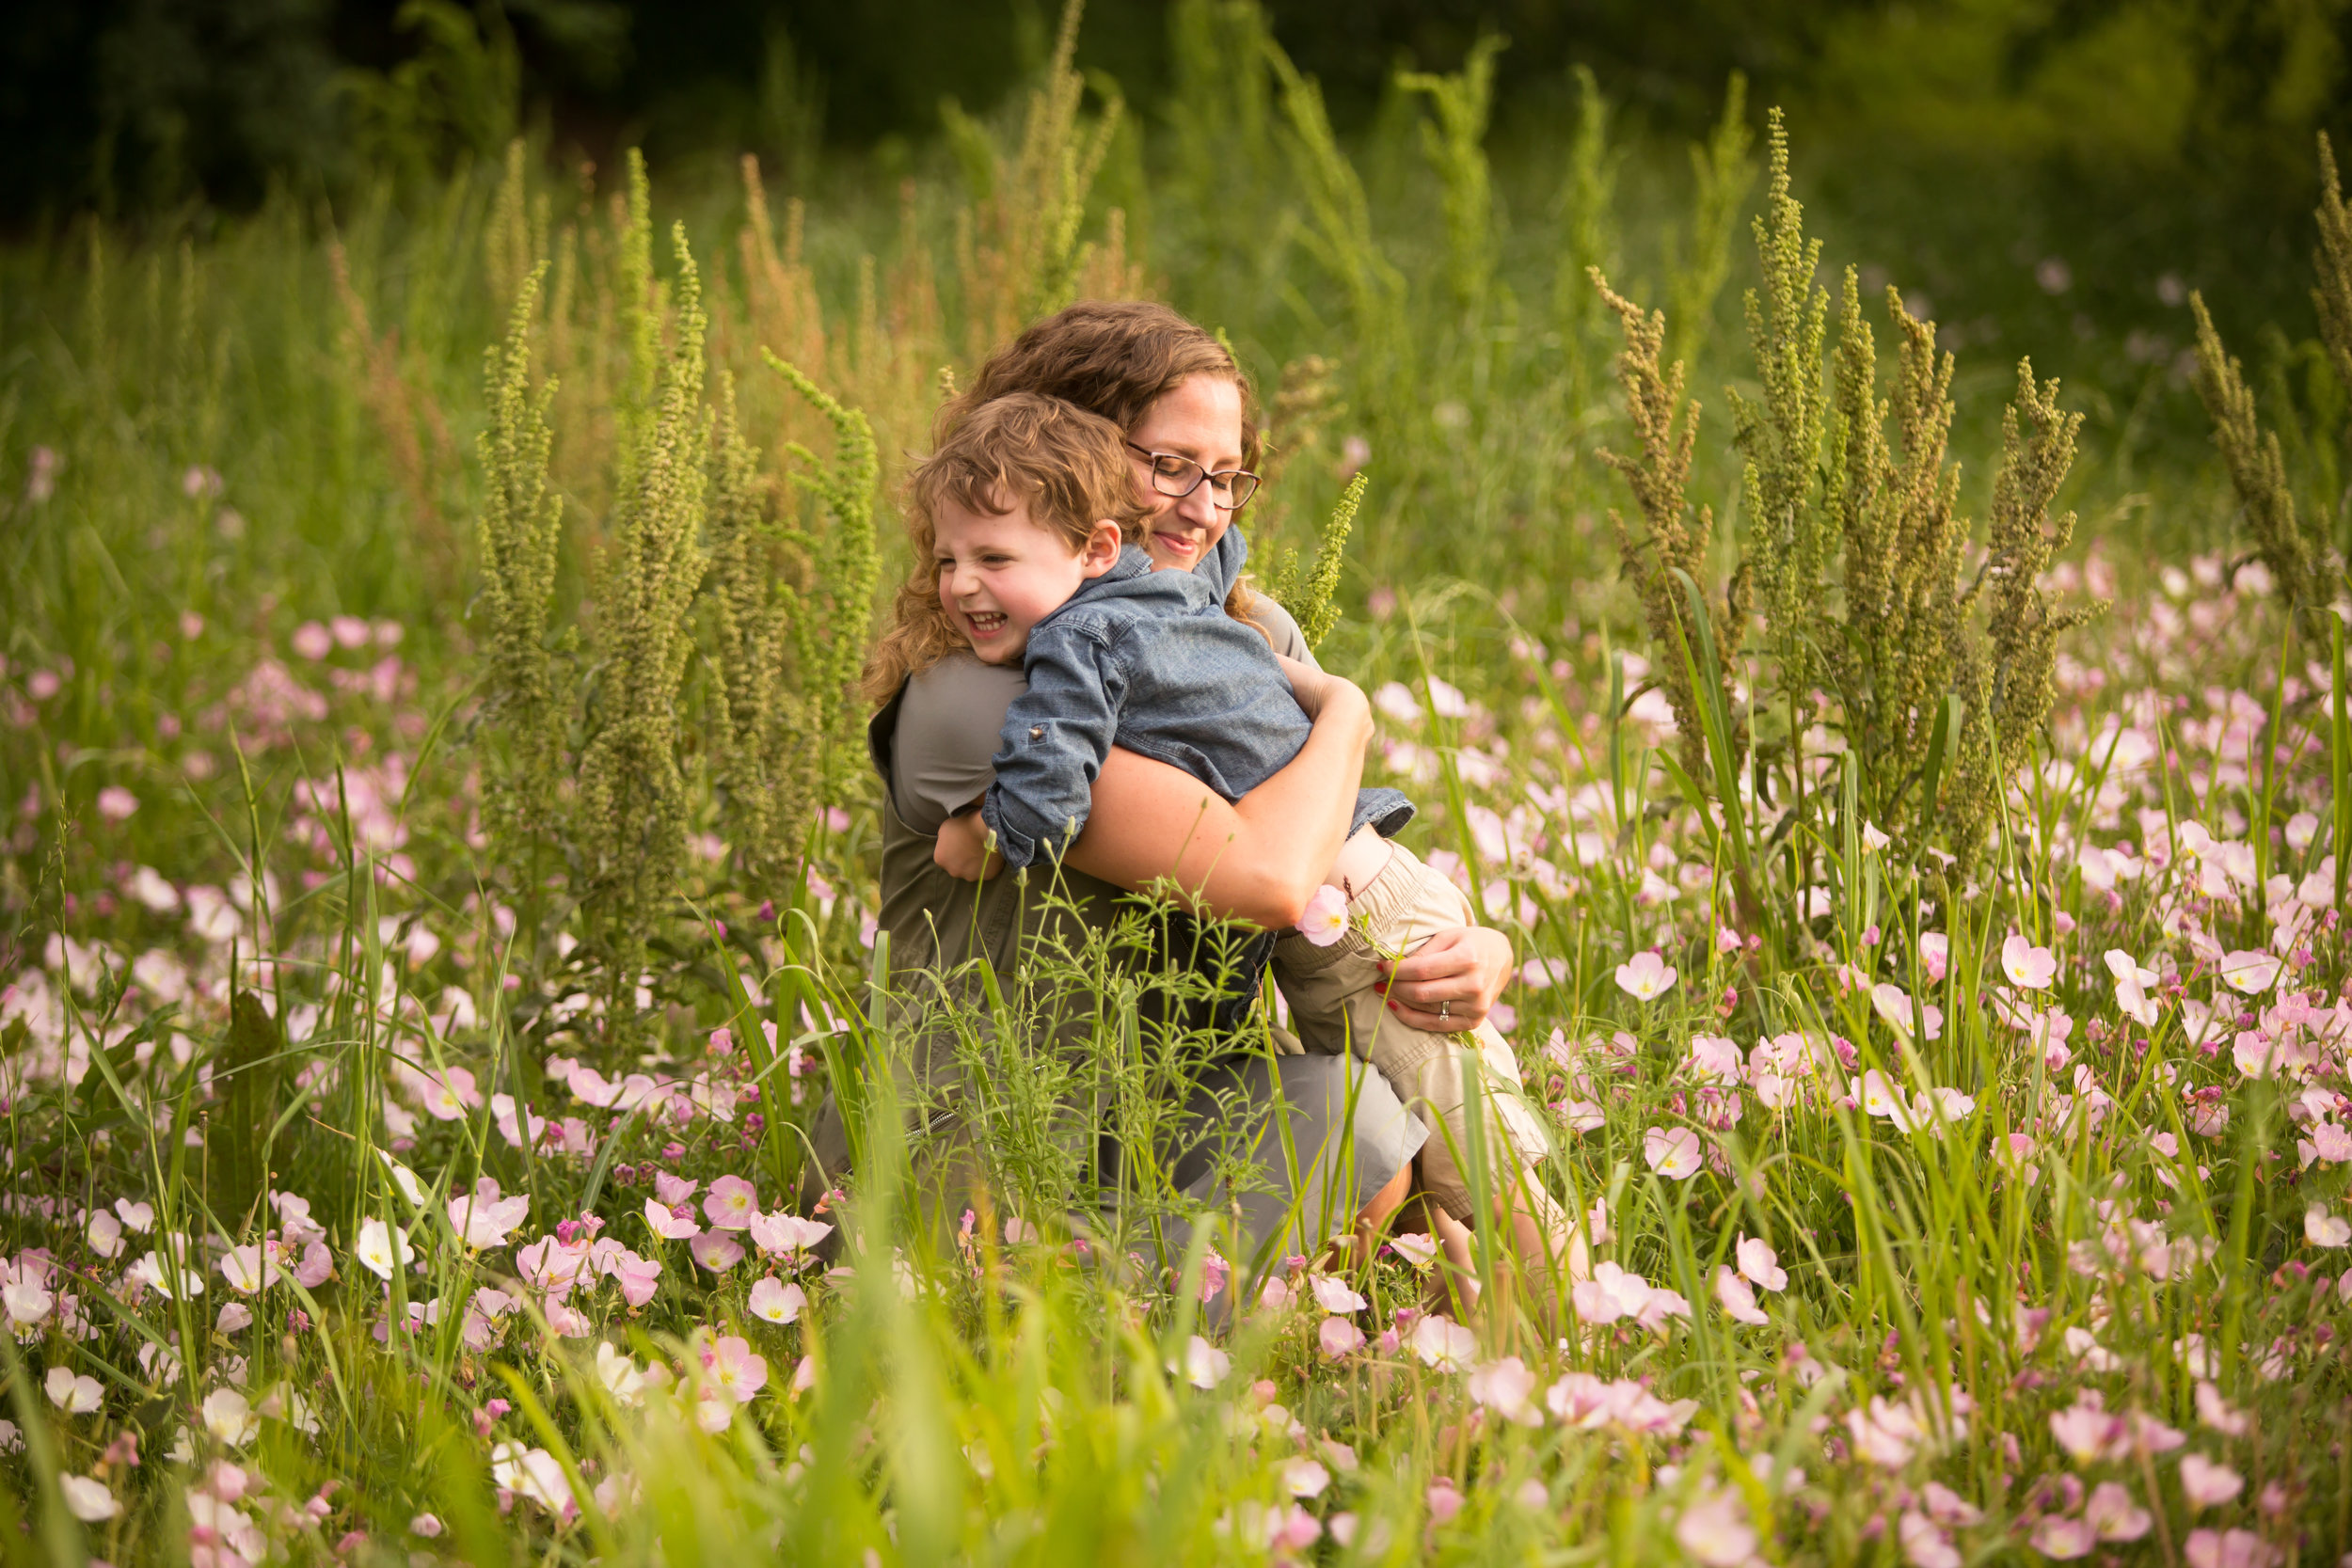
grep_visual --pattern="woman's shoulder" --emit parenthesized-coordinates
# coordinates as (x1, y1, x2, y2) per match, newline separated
(888, 654, 1027, 833)
(1241, 593, 1316, 668)
(904, 651, 1027, 710)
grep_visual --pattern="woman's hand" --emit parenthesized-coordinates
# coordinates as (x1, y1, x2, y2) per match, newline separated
(1273, 653, 1334, 719)
(932, 812, 1002, 881)
(1377, 925, 1515, 1032)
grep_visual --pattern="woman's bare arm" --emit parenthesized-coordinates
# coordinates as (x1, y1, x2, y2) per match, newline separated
(1063, 679, 1372, 928)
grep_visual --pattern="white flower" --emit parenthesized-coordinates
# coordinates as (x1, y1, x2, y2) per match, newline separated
(377, 1150, 427, 1207)
(355, 1217, 414, 1280)
(1181, 1335, 1230, 1389)
(57, 1475, 118, 1523)
(1282, 1457, 1330, 1498)
(201, 1386, 258, 1446)
(1409, 1314, 1477, 1371)
(44, 1368, 102, 1414)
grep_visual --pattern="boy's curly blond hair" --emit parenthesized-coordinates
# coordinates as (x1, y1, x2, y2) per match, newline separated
(864, 392, 1150, 704)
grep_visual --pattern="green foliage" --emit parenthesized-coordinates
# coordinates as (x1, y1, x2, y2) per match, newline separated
(1398, 34, 1506, 320)
(1667, 72, 1756, 372)
(208, 989, 283, 1228)
(763, 352, 882, 809)
(334, 0, 520, 191)
(703, 373, 810, 888)
(1588, 270, 1737, 785)
(472, 261, 566, 889)
(1731, 111, 1834, 706)
(1262, 473, 1366, 651)
(576, 223, 712, 986)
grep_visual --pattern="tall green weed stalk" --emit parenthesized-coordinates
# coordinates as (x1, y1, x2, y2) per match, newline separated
(576, 223, 711, 987)
(1591, 113, 2102, 887)
(2187, 133, 2351, 618)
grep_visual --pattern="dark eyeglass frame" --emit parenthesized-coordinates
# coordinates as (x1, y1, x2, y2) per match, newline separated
(1125, 442, 1262, 511)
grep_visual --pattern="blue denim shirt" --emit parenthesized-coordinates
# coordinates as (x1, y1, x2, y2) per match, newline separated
(981, 527, 1414, 869)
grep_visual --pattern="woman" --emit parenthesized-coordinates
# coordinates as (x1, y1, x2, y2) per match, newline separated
(838, 301, 1516, 1269)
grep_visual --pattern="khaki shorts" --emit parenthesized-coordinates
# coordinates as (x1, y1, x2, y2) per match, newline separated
(1272, 842, 1570, 1245)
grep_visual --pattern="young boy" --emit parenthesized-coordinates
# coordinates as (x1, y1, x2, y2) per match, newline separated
(921, 393, 1576, 1283)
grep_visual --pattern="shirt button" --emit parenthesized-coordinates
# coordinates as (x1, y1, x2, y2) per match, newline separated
(1028, 726, 1043, 739)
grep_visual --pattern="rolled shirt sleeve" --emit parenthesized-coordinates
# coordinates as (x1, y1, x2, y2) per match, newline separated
(981, 621, 1129, 868)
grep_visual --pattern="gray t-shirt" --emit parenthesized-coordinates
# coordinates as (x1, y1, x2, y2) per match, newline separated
(889, 594, 1315, 835)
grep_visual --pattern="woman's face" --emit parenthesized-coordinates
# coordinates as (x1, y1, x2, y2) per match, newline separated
(1127, 373, 1246, 573)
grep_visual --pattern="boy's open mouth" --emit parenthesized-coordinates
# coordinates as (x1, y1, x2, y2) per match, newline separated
(965, 609, 1009, 637)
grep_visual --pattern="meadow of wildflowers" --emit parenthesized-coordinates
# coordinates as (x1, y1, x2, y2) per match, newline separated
(5, 3, 2352, 1564)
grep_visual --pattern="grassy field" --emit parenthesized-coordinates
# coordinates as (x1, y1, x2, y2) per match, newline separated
(5, 2, 2352, 1563)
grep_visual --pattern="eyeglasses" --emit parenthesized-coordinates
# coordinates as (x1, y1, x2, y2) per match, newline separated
(1126, 442, 1261, 510)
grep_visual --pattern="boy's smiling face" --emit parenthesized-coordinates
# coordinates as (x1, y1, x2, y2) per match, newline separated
(934, 490, 1123, 665)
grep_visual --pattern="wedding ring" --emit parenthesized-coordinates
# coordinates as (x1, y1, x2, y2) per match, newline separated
(1438, 999, 1452, 1023)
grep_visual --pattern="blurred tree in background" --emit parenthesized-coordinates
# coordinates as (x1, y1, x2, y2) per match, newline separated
(1, 0, 2344, 354)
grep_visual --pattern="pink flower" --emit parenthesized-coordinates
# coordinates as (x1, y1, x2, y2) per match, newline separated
(1917, 932, 1949, 983)
(1686, 1034, 1741, 1083)
(748, 1276, 806, 1324)
(1899, 1511, 1960, 1568)
(1311, 1275, 1368, 1314)
(2179, 1453, 2244, 1510)
(1466, 1356, 1541, 1425)
(2001, 932, 2057, 990)
(746, 1211, 834, 1259)
(690, 1233, 745, 1273)
(2184, 1528, 2279, 1568)
(699, 1334, 768, 1402)
(2084, 1481, 2150, 1542)
(1198, 1249, 1230, 1304)
(1297, 884, 1348, 946)
(2027, 1513, 2096, 1560)
(1614, 951, 1677, 1000)
(1408, 1314, 1476, 1370)
(653, 1173, 699, 1207)
(2305, 1204, 2350, 1248)
(607, 1251, 660, 1307)
(1389, 1232, 1438, 1269)
(644, 1198, 702, 1242)
(448, 1179, 530, 1250)
(1713, 1265, 1768, 1325)
(2049, 1398, 2125, 1464)
(95, 786, 138, 823)
(292, 622, 333, 660)
(702, 1176, 759, 1231)
(1643, 1125, 1703, 1180)
(1736, 1235, 1788, 1291)
(1425, 1479, 1463, 1525)
(2217, 949, 2280, 995)
(1675, 1486, 1756, 1568)
(1317, 1317, 1365, 1358)
(2193, 1382, 2248, 1436)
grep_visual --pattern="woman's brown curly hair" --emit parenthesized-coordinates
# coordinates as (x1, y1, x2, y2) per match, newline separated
(862, 393, 1150, 705)
(865, 302, 1268, 707)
